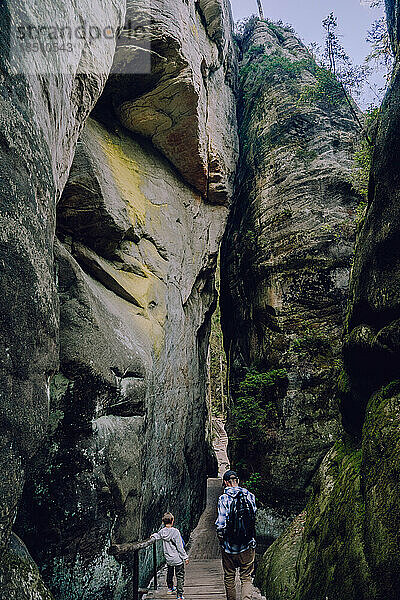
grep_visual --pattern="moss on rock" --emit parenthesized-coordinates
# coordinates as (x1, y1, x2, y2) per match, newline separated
(362, 382, 400, 598)
(0, 547, 54, 600)
(254, 511, 306, 600)
(294, 439, 371, 600)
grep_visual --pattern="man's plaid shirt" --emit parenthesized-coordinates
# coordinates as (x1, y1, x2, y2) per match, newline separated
(215, 486, 257, 554)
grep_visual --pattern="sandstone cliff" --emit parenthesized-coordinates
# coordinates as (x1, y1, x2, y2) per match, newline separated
(0, 0, 125, 595)
(254, 2, 400, 598)
(0, 0, 237, 598)
(221, 18, 360, 543)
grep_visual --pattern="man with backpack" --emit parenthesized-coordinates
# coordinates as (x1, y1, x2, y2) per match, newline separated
(215, 470, 257, 600)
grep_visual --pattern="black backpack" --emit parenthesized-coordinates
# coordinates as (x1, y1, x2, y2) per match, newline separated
(225, 490, 256, 544)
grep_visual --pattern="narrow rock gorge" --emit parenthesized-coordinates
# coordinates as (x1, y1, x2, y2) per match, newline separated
(1, 0, 400, 599)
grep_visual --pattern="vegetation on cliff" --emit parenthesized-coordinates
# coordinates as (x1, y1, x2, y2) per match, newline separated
(222, 14, 360, 522)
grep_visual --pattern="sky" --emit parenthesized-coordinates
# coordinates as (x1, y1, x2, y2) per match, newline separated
(230, 0, 386, 106)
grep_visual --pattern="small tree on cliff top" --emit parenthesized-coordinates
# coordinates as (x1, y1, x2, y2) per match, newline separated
(365, 0, 393, 81)
(322, 12, 372, 143)
(256, 0, 264, 20)
(323, 12, 366, 94)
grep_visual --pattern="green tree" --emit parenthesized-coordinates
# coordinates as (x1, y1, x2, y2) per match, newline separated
(322, 13, 367, 96)
(321, 13, 371, 143)
(365, 0, 393, 81)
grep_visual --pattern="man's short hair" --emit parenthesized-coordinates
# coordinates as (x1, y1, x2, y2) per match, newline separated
(162, 512, 174, 525)
(223, 470, 239, 484)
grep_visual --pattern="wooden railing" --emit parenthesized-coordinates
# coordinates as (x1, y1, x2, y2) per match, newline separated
(108, 537, 158, 600)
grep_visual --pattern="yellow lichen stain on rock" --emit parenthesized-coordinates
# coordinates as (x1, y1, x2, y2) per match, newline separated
(95, 122, 161, 230)
(126, 305, 165, 358)
(191, 23, 199, 38)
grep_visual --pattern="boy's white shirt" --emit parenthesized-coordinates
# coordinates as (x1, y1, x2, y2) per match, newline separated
(151, 526, 188, 566)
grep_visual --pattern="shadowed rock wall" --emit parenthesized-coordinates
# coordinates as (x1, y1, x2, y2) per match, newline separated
(0, 0, 125, 596)
(221, 18, 360, 538)
(254, 2, 400, 598)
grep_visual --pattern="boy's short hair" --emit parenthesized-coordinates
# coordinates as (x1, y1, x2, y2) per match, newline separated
(162, 512, 174, 525)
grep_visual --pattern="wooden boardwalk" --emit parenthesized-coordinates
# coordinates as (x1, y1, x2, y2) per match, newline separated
(145, 559, 225, 599)
(145, 422, 265, 600)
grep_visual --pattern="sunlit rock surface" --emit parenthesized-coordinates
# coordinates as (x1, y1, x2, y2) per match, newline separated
(96, 0, 238, 204)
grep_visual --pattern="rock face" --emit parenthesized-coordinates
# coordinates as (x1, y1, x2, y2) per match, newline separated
(11, 1, 238, 598)
(0, 0, 125, 596)
(95, 0, 238, 205)
(220, 18, 360, 534)
(0, 534, 54, 600)
(253, 3, 400, 599)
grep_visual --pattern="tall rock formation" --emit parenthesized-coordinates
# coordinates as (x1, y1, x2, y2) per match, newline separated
(221, 18, 361, 541)
(9, 1, 238, 598)
(0, 0, 125, 596)
(254, 2, 400, 599)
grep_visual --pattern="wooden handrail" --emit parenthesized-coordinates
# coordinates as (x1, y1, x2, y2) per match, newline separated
(108, 536, 156, 559)
(108, 537, 158, 600)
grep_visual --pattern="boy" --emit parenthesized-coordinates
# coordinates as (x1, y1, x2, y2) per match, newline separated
(151, 512, 189, 599)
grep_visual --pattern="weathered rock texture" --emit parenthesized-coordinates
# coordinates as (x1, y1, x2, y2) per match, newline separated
(253, 2, 400, 599)
(11, 1, 238, 598)
(221, 18, 360, 535)
(95, 0, 238, 205)
(0, 0, 125, 596)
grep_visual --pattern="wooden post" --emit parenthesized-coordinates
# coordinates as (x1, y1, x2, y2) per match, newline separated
(153, 543, 158, 590)
(257, 0, 264, 19)
(132, 550, 139, 600)
(108, 537, 158, 599)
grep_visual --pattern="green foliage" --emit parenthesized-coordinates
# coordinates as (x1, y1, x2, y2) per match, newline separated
(48, 410, 64, 437)
(290, 329, 331, 356)
(232, 393, 274, 439)
(48, 373, 69, 435)
(231, 368, 287, 500)
(246, 44, 265, 59)
(243, 229, 257, 250)
(338, 369, 351, 395)
(231, 368, 287, 457)
(237, 368, 288, 397)
(261, 18, 295, 36)
(270, 208, 292, 228)
(299, 65, 344, 107)
(240, 51, 313, 104)
(350, 105, 379, 203)
(243, 472, 263, 497)
(355, 201, 368, 227)
(352, 142, 372, 199)
(366, 5, 393, 82)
